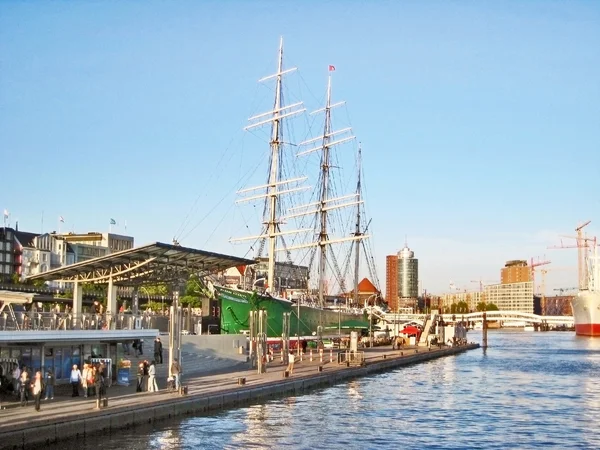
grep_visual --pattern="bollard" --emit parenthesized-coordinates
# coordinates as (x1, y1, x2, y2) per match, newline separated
(318, 366, 323, 372)
(383, 354, 387, 359)
(237, 377, 246, 385)
(310, 349, 313, 362)
(102, 397, 108, 408)
(346, 361, 350, 367)
(319, 349, 323, 363)
(329, 349, 333, 363)
(300, 351, 303, 362)
(95, 398, 101, 409)
(283, 370, 290, 378)
(415, 349, 418, 354)
(400, 351, 404, 356)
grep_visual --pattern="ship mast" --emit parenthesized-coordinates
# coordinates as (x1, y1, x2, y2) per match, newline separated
(280, 67, 368, 308)
(352, 144, 362, 306)
(266, 39, 284, 294)
(318, 75, 333, 307)
(230, 37, 308, 294)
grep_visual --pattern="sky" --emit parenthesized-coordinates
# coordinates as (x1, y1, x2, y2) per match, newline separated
(1, 1, 599, 295)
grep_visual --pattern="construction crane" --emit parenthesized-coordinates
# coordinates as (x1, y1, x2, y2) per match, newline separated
(548, 220, 596, 289)
(530, 256, 551, 289)
(470, 279, 498, 292)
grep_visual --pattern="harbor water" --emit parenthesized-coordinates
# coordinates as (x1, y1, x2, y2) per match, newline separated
(55, 332, 600, 449)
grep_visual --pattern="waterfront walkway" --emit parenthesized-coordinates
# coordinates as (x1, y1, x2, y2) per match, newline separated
(0, 343, 477, 449)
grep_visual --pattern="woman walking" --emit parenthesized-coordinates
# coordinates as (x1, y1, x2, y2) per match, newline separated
(70, 364, 82, 397)
(31, 371, 44, 412)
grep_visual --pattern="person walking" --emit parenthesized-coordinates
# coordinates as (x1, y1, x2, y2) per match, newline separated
(153, 337, 163, 364)
(171, 358, 181, 390)
(70, 364, 82, 397)
(286, 350, 295, 375)
(19, 368, 30, 406)
(31, 371, 44, 412)
(44, 368, 55, 400)
(147, 361, 158, 392)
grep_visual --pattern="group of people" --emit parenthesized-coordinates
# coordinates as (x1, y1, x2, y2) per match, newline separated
(11, 366, 51, 412)
(69, 362, 107, 407)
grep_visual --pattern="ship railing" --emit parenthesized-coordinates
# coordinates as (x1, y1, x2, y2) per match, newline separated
(337, 350, 365, 366)
(0, 311, 154, 332)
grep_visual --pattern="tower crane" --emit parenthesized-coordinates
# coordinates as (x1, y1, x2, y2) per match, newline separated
(548, 220, 597, 289)
(530, 257, 551, 289)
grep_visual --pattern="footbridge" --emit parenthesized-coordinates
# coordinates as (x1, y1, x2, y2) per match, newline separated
(379, 311, 574, 326)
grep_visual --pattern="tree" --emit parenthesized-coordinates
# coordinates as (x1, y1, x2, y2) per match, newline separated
(486, 303, 499, 311)
(180, 274, 204, 308)
(476, 302, 487, 312)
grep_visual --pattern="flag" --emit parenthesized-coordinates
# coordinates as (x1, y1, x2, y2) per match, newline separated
(59, 216, 65, 223)
(328, 65, 336, 72)
(2, 209, 8, 219)
(110, 218, 117, 225)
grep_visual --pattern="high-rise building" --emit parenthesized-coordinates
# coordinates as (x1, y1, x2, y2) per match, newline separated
(385, 255, 399, 310)
(501, 260, 531, 284)
(385, 244, 419, 311)
(398, 245, 419, 302)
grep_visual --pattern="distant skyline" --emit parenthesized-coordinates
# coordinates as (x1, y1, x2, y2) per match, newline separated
(1, 1, 599, 294)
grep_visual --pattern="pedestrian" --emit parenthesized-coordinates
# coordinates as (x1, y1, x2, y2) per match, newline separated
(148, 360, 158, 392)
(95, 367, 105, 408)
(81, 363, 90, 397)
(286, 350, 295, 375)
(19, 368, 30, 406)
(136, 362, 144, 392)
(44, 368, 55, 400)
(154, 337, 163, 364)
(171, 358, 181, 390)
(31, 371, 44, 412)
(70, 364, 82, 397)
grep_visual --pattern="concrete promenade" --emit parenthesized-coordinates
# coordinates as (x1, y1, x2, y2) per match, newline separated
(0, 343, 479, 450)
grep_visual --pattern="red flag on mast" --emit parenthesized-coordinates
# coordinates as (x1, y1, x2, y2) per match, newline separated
(328, 65, 336, 72)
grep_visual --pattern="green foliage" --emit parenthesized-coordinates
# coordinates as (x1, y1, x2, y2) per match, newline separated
(476, 302, 499, 311)
(450, 301, 469, 314)
(141, 283, 169, 296)
(180, 295, 202, 308)
(145, 301, 165, 311)
(10, 273, 20, 284)
(32, 279, 46, 288)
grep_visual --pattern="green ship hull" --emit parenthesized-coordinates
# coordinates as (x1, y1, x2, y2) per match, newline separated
(215, 286, 362, 337)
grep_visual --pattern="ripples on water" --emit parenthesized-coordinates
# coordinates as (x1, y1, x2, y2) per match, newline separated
(57, 332, 600, 450)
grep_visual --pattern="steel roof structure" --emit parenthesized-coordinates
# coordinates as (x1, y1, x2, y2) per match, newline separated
(25, 242, 254, 286)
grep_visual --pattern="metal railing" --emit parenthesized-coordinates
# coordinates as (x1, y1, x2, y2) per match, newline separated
(0, 311, 157, 332)
(337, 351, 365, 366)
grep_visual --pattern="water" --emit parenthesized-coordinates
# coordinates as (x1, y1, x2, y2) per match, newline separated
(56, 332, 600, 449)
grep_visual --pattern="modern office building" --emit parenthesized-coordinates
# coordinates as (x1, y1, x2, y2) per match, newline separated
(385, 243, 419, 311)
(484, 281, 534, 313)
(398, 244, 419, 301)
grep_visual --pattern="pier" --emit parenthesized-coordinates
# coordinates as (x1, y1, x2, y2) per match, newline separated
(0, 343, 478, 450)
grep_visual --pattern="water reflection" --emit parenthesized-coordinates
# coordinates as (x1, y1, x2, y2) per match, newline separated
(50, 332, 600, 450)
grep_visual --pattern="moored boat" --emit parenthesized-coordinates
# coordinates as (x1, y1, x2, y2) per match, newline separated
(214, 38, 376, 338)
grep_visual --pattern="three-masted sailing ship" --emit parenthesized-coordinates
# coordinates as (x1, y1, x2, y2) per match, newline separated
(213, 38, 378, 338)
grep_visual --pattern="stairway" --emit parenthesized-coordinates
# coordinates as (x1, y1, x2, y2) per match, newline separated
(418, 314, 436, 345)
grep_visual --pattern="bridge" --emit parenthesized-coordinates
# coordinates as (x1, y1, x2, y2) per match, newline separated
(377, 310, 574, 326)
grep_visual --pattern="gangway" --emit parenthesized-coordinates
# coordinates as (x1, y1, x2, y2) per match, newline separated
(418, 311, 437, 345)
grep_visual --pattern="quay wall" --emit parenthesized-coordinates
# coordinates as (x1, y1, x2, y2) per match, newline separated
(2, 344, 478, 450)
(182, 334, 247, 361)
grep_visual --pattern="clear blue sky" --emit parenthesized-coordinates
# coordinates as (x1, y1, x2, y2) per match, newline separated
(1, 1, 599, 294)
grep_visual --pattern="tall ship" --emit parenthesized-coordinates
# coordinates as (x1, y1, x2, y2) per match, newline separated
(214, 38, 378, 338)
(566, 221, 600, 336)
(572, 235, 600, 336)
